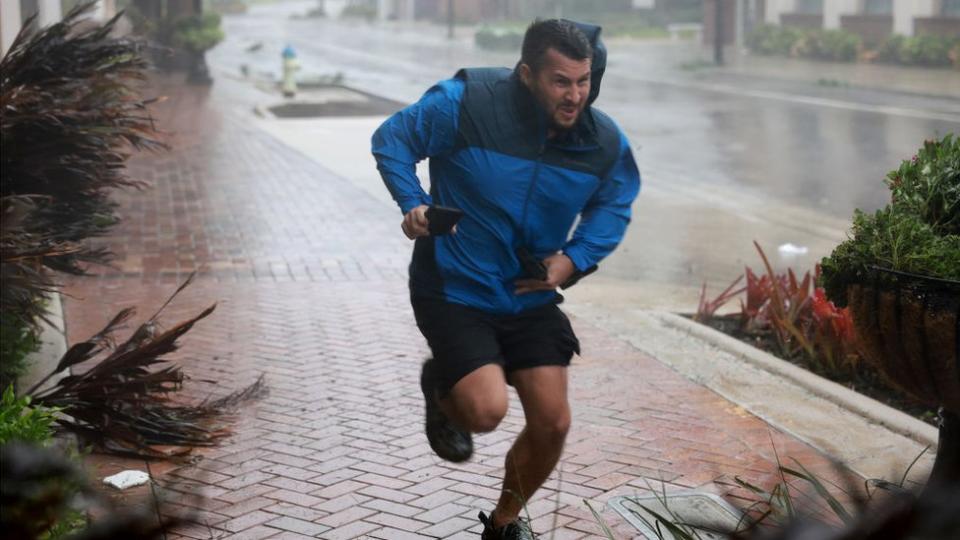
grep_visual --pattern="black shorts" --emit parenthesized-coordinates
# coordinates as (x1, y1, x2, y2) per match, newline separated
(411, 296, 580, 398)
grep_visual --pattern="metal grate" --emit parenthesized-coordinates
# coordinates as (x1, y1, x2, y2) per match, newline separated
(608, 491, 744, 539)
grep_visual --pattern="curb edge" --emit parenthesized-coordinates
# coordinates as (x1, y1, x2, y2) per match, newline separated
(653, 311, 939, 448)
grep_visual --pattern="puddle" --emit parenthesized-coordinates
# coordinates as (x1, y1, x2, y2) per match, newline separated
(264, 85, 404, 118)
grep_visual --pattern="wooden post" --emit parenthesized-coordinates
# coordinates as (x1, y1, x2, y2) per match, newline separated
(714, 0, 725, 65)
(447, 0, 454, 39)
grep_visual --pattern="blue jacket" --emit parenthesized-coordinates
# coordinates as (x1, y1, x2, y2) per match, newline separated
(372, 29, 640, 314)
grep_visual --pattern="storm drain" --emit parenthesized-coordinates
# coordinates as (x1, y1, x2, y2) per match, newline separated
(608, 492, 743, 539)
(264, 86, 404, 118)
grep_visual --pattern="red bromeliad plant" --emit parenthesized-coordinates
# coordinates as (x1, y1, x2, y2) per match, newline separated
(694, 275, 745, 322)
(810, 288, 858, 374)
(697, 242, 859, 376)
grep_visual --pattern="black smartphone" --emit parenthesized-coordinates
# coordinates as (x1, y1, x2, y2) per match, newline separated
(560, 264, 597, 289)
(516, 246, 598, 289)
(515, 247, 548, 281)
(425, 206, 464, 236)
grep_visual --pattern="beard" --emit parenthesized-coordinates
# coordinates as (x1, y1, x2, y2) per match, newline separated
(550, 105, 582, 132)
(529, 82, 584, 133)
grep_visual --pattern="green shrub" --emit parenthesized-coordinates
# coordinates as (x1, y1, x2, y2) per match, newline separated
(475, 27, 524, 51)
(804, 29, 860, 62)
(748, 25, 859, 62)
(747, 25, 863, 62)
(0, 313, 40, 391)
(898, 34, 957, 67)
(875, 34, 959, 67)
(820, 135, 960, 305)
(0, 383, 86, 540)
(171, 12, 225, 53)
(887, 136, 960, 236)
(0, 385, 60, 445)
(1, 443, 88, 540)
(747, 24, 802, 56)
(750, 26, 960, 67)
(340, 2, 377, 21)
(41, 510, 88, 540)
(875, 33, 905, 63)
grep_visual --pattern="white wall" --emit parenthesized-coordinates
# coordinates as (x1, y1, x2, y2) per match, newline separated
(0, 0, 23, 56)
(824, 0, 860, 29)
(764, 0, 943, 35)
(765, 0, 798, 24)
(38, 0, 62, 27)
(894, 0, 938, 36)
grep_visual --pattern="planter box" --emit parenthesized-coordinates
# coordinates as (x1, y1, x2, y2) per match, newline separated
(847, 283, 959, 414)
(845, 274, 960, 491)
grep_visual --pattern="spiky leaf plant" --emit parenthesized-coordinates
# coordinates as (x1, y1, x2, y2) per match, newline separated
(28, 275, 267, 459)
(0, 2, 165, 327)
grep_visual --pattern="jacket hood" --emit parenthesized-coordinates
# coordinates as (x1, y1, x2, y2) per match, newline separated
(565, 20, 606, 105)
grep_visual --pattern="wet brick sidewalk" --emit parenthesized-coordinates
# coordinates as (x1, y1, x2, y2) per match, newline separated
(63, 76, 845, 539)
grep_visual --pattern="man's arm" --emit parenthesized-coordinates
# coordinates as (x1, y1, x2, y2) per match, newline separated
(562, 130, 641, 270)
(371, 78, 464, 216)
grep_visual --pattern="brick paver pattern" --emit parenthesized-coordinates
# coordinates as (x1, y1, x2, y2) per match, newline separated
(63, 77, 847, 539)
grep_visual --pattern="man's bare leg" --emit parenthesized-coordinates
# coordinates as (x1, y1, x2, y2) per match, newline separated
(492, 366, 570, 527)
(438, 364, 509, 433)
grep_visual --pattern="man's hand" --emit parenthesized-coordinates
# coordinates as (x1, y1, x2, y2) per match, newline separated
(401, 205, 430, 239)
(514, 253, 576, 295)
(401, 205, 460, 239)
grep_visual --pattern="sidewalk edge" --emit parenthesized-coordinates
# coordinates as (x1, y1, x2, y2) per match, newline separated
(653, 311, 938, 448)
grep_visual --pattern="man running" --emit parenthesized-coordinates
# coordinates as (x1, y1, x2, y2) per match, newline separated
(372, 19, 640, 539)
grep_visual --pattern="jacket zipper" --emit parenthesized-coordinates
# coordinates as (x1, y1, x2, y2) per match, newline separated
(519, 139, 546, 248)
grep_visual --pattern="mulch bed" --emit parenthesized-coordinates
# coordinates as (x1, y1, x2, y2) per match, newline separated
(697, 314, 940, 427)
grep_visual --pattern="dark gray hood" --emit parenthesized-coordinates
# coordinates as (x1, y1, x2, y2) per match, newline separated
(565, 20, 606, 105)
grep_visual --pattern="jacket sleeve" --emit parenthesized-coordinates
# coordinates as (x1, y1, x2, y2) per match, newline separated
(371, 78, 464, 214)
(562, 130, 641, 271)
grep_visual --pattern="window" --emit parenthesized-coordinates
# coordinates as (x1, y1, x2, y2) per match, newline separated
(796, 0, 823, 14)
(944, 0, 960, 17)
(863, 0, 893, 15)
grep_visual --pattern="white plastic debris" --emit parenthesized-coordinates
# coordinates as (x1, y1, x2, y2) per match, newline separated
(777, 243, 809, 257)
(103, 470, 151, 490)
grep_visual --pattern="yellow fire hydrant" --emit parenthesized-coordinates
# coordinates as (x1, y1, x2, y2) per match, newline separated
(282, 44, 299, 98)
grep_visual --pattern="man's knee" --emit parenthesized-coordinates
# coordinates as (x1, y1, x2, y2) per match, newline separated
(530, 409, 571, 445)
(445, 364, 508, 433)
(460, 397, 508, 433)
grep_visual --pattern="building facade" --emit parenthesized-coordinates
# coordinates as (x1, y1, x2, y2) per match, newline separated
(705, 0, 960, 46)
(1, 0, 118, 55)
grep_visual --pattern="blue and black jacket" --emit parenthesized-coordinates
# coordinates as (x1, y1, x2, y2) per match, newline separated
(372, 24, 640, 315)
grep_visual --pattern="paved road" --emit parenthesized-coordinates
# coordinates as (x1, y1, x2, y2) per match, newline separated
(207, 0, 960, 309)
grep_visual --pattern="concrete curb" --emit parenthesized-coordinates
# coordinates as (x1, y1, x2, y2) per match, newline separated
(653, 311, 939, 448)
(18, 292, 69, 395)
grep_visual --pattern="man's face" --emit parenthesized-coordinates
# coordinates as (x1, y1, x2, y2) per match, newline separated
(522, 48, 592, 132)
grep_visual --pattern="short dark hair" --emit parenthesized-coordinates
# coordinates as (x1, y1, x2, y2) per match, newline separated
(520, 19, 592, 73)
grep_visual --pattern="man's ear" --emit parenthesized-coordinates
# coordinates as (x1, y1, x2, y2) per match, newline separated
(517, 63, 532, 87)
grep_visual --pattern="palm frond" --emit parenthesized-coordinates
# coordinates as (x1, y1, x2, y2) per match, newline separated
(1, 1, 166, 329)
(29, 277, 266, 458)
